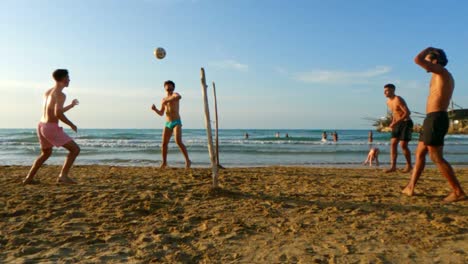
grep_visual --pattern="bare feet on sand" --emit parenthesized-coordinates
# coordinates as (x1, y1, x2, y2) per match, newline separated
(57, 175, 77, 185)
(402, 166, 413, 173)
(160, 163, 167, 169)
(185, 160, 192, 170)
(384, 167, 397, 173)
(401, 185, 414, 196)
(22, 177, 40, 185)
(443, 192, 466, 203)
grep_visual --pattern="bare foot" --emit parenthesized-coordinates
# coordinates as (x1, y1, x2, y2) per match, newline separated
(402, 166, 413, 173)
(57, 175, 77, 185)
(160, 163, 167, 169)
(384, 167, 396, 173)
(22, 177, 40, 185)
(185, 160, 192, 170)
(443, 192, 466, 203)
(401, 185, 414, 196)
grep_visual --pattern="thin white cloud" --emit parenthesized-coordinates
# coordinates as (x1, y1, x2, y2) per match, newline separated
(142, 0, 200, 4)
(274, 66, 288, 75)
(295, 66, 392, 84)
(392, 79, 425, 90)
(0, 79, 48, 90)
(210, 60, 249, 72)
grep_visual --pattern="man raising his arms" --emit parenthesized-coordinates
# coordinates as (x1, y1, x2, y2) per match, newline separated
(151, 80, 191, 169)
(383, 84, 413, 173)
(402, 47, 465, 202)
(23, 69, 81, 185)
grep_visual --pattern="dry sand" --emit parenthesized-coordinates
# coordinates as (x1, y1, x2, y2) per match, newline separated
(1, 165, 467, 263)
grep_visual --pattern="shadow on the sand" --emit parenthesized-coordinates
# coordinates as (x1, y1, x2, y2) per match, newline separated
(208, 188, 467, 217)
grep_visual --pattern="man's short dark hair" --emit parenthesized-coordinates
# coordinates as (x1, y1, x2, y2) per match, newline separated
(428, 48, 448, 67)
(53, 69, 69, 82)
(164, 80, 175, 88)
(384, 83, 396, 90)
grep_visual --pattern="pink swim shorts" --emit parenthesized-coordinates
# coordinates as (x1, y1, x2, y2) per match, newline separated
(37, 122, 73, 149)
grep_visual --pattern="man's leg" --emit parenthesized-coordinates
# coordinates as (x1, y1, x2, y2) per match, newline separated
(385, 138, 398, 173)
(57, 141, 80, 184)
(23, 148, 53, 184)
(400, 140, 412, 172)
(161, 127, 173, 168)
(428, 146, 466, 202)
(174, 125, 191, 169)
(402, 142, 427, 196)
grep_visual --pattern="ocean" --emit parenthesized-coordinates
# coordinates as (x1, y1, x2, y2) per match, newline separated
(1, 129, 468, 167)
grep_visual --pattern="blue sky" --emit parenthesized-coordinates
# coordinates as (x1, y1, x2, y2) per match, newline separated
(1, 0, 467, 129)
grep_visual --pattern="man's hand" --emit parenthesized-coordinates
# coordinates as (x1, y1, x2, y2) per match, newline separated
(389, 122, 395, 128)
(151, 104, 157, 111)
(71, 99, 79, 107)
(71, 124, 78, 133)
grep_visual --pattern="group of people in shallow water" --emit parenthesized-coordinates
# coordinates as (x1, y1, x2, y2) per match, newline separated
(21, 47, 465, 202)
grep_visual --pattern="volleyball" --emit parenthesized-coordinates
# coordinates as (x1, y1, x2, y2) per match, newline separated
(154, 47, 166, 59)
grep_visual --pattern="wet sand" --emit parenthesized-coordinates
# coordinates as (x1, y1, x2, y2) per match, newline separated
(1, 165, 467, 263)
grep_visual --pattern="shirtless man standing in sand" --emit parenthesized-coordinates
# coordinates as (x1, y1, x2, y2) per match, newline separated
(383, 84, 413, 173)
(23, 69, 81, 185)
(151, 80, 191, 169)
(402, 47, 465, 202)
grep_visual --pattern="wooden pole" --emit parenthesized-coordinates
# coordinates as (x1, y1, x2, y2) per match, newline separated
(213, 82, 221, 167)
(200, 68, 218, 188)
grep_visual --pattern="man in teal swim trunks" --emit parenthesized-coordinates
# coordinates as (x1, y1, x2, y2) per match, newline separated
(151, 80, 191, 169)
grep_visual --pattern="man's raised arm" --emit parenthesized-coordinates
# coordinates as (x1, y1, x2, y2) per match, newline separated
(164, 93, 181, 103)
(414, 47, 444, 74)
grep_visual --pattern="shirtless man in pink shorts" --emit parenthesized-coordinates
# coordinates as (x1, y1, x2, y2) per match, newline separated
(23, 69, 81, 185)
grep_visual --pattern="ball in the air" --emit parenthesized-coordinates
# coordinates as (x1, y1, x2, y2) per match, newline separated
(154, 47, 166, 59)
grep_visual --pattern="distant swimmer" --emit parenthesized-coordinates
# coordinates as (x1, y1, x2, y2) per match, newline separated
(23, 69, 81, 185)
(244, 132, 249, 139)
(402, 47, 465, 202)
(151, 80, 191, 169)
(332, 131, 338, 142)
(368, 130, 374, 143)
(383, 83, 413, 173)
(363, 147, 380, 167)
(275, 132, 280, 138)
(285, 133, 289, 138)
(321, 131, 327, 142)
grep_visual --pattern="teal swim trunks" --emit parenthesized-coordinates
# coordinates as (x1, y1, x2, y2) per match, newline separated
(165, 119, 182, 129)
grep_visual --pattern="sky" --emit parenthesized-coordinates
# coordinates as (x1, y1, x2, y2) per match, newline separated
(1, 0, 467, 129)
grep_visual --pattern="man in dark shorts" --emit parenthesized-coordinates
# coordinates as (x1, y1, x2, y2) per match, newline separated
(383, 84, 413, 173)
(402, 47, 465, 202)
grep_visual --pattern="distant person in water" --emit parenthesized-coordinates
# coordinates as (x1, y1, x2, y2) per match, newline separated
(321, 131, 327, 142)
(402, 47, 465, 202)
(285, 133, 289, 138)
(244, 132, 249, 139)
(363, 147, 380, 167)
(23, 69, 81, 185)
(368, 130, 374, 143)
(384, 83, 413, 173)
(151, 80, 191, 169)
(332, 131, 338, 142)
(275, 132, 280, 138)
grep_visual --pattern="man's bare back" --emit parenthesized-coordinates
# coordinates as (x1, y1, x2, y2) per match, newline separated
(41, 88, 62, 123)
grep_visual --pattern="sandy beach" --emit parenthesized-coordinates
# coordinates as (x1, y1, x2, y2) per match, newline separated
(0, 165, 467, 263)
